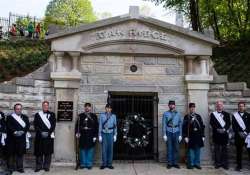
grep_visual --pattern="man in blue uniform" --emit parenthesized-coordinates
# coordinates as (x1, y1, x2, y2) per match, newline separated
(162, 100, 183, 169)
(99, 104, 117, 169)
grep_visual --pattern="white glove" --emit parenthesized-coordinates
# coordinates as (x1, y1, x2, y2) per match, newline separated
(114, 135, 117, 142)
(75, 133, 81, 138)
(202, 137, 205, 142)
(163, 135, 167, 142)
(184, 137, 189, 143)
(1, 133, 6, 146)
(178, 136, 182, 143)
(93, 137, 97, 142)
(99, 136, 102, 143)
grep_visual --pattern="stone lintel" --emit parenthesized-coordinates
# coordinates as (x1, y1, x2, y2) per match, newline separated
(53, 51, 65, 57)
(187, 83, 210, 90)
(68, 51, 81, 57)
(53, 80, 80, 89)
(50, 72, 81, 81)
(185, 75, 213, 83)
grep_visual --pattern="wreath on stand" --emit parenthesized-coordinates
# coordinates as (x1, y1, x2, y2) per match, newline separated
(122, 113, 152, 149)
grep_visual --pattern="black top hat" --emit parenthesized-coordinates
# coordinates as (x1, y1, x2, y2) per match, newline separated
(189, 103, 196, 108)
(168, 100, 175, 105)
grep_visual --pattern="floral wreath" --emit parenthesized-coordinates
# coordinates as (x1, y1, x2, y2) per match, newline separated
(122, 113, 152, 148)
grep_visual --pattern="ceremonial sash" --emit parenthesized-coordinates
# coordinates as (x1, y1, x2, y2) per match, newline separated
(12, 113, 26, 128)
(233, 112, 246, 131)
(38, 111, 51, 129)
(213, 111, 225, 128)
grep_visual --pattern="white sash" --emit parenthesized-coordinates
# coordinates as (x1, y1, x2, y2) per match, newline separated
(38, 111, 51, 129)
(213, 111, 225, 128)
(12, 113, 26, 128)
(233, 112, 246, 131)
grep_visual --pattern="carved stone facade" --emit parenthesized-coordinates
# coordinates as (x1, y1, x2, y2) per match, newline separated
(5, 6, 247, 165)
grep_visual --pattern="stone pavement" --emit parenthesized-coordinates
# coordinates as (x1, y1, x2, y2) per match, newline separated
(5, 163, 250, 175)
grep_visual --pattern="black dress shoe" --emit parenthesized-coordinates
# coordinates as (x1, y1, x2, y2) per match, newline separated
(194, 165, 202, 169)
(173, 164, 180, 169)
(17, 169, 25, 173)
(87, 166, 92, 170)
(108, 166, 114, 169)
(214, 165, 220, 169)
(100, 166, 106, 169)
(79, 166, 84, 169)
(7, 170, 13, 175)
(44, 168, 50, 172)
(34, 168, 41, 172)
(187, 165, 193, 169)
(222, 166, 228, 170)
(235, 166, 241, 171)
(167, 164, 172, 169)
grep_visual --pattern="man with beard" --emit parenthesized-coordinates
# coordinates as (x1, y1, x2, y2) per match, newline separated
(182, 103, 205, 169)
(6, 103, 30, 174)
(232, 102, 250, 171)
(210, 101, 231, 169)
(162, 100, 183, 169)
(34, 101, 56, 172)
(75, 103, 98, 169)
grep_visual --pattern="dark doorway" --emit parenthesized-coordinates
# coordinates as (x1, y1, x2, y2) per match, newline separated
(107, 92, 158, 160)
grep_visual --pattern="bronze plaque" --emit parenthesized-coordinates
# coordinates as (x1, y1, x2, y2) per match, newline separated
(57, 101, 73, 121)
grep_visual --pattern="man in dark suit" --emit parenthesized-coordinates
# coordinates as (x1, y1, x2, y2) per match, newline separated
(232, 102, 250, 171)
(6, 103, 30, 174)
(34, 101, 56, 172)
(210, 100, 231, 169)
(183, 103, 205, 169)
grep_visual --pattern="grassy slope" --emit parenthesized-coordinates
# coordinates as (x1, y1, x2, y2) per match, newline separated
(0, 40, 51, 82)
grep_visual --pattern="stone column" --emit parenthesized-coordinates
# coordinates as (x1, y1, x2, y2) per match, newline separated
(50, 52, 82, 162)
(199, 56, 209, 75)
(54, 52, 64, 72)
(186, 56, 196, 75)
(185, 72, 213, 165)
(68, 52, 80, 73)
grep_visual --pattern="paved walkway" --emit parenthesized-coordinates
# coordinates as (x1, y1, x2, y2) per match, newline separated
(4, 163, 250, 175)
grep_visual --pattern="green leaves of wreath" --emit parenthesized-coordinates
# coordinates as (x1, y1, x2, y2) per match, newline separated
(122, 113, 152, 148)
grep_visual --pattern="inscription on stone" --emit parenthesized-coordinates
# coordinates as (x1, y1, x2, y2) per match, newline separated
(57, 101, 73, 121)
(96, 29, 169, 42)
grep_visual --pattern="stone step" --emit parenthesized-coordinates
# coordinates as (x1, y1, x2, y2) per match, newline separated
(226, 82, 247, 91)
(212, 75, 228, 84)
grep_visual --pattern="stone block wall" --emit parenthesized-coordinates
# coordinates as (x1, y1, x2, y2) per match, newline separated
(78, 55, 187, 162)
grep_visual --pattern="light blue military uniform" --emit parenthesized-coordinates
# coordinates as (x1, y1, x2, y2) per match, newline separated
(162, 110, 183, 166)
(99, 112, 117, 167)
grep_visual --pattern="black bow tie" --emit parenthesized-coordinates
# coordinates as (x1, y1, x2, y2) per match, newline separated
(217, 112, 222, 114)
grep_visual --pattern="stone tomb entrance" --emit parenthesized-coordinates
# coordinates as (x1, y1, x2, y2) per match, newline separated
(47, 6, 218, 163)
(108, 92, 158, 160)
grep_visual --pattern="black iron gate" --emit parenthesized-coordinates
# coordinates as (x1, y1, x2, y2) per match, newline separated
(107, 92, 158, 160)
